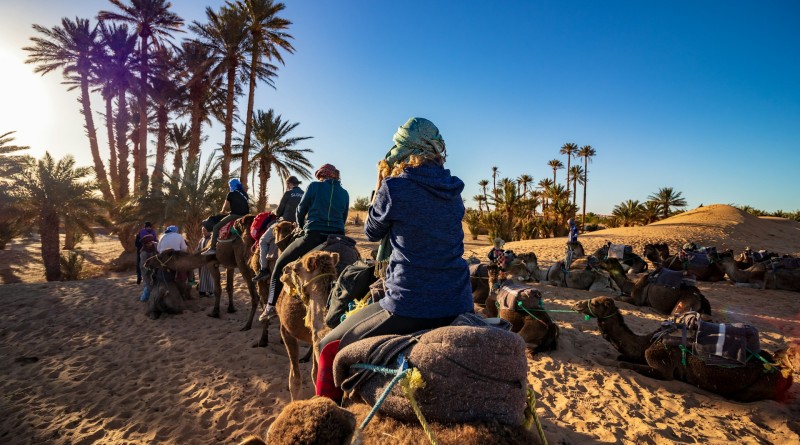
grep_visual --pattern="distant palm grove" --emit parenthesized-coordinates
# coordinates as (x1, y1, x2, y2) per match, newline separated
(463, 143, 800, 242)
(0, 0, 315, 281)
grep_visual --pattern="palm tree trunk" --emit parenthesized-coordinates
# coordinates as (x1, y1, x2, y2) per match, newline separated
(240, 43, 259, 190)
(137, 36, 149, 195)
(221, 62, 237, 183)
(257, 158, 269, 211)
(150, 103, 169, 192)
(116, 89, 130, 198)
(572, 178, 577, 207)
(64, 221, 75, 250)
(172, 147, 183, 180)
(105, 94, 118, 196)
(581, 158, 588, 232)
(80, 78, 113, 201)
(40, 210, 61, 281)
(565, 156, 571, 197)
(187, 92, 202, 165)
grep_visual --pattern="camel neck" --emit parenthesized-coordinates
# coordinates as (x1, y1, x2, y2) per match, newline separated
(597, 313, 651, 360)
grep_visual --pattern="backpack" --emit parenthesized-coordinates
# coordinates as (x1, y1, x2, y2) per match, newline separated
(325, 260, 378, 329)
(250, 211, 276, 241)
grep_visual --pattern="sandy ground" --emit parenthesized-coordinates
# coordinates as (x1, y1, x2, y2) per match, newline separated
(1, 204, 800, 444)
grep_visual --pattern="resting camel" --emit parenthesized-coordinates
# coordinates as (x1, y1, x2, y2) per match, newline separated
(276, 250, 340, 401)
(572, 297, 798, 402)
(660, 250, 726, 282)
(618, 273, 712, 316)
(140, 261, 186, 319)
(525, 253, 624, 295)
(718, 256, 800, 292)
(469, 260, 530, 302)
(593, 242, 648, 273)
(643, 243, 670, 267)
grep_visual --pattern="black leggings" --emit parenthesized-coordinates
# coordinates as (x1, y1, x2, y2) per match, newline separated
(318, 302, 458, 352)
(267, 230, 335, 306)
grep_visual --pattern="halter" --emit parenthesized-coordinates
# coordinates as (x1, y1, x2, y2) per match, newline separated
(289, 271, 336, 307)
(583, 299, 617, 321)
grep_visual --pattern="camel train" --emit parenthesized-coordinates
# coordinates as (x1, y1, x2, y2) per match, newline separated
(143, 218, 800, 444)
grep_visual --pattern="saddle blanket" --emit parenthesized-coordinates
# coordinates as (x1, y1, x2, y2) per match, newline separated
(608, 244, 631, 259)
(495, 282, 543, 312)
(659, 312, 760, 367)
(652, 268, 684, 288)
(218, 220, 236, 241)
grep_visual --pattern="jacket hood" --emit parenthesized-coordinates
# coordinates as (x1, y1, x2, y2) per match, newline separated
(397, 164, 464, 200)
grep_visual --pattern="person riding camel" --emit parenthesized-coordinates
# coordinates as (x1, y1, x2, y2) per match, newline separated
(258, 163, 349, 321)
(314, 117, 473, 401)
(275, 176, 304, 223)
(202, 178, 250, 256)
(251, 212, 280, 282)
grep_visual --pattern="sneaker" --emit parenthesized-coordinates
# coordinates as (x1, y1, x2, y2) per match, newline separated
(201, 249, 216, 256)
(258, 304, 276, 322)
(252, 269, 270, 282)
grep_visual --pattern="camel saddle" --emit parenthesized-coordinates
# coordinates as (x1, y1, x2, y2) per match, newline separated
(649, 268, 685, 289)
(218, 220, 237, 241)
(772, 257, 800, 270)
(656, 312, 760, 367)
(607, 244, 632, 260)
(495, 281, 543, 312)
(334, 321, 528, 426)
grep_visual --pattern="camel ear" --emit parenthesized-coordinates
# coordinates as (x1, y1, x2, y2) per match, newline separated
(600, 298, 614, 311)
(303, 254, 318, 272)
(330, 252, 340, 267)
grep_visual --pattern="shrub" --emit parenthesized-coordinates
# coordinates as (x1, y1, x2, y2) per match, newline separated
(353, 196, 370, 212)
(60, 250, 85, 281)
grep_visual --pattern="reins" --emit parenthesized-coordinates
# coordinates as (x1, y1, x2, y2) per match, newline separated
(582, 299, 618, 320)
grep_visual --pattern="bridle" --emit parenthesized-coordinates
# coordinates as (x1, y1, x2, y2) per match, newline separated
(289, 270, 336, 307)
(582, 299, 617, 320)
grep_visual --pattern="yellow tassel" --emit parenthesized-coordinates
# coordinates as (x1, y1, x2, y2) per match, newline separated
(344, 296, 371, 320)
(400, 369, 439, 445)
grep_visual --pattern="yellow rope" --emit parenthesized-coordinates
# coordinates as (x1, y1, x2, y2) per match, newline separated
(343, 295, 371, 320)
(524, 385, 547, 445)
(399, 368, 439, 445)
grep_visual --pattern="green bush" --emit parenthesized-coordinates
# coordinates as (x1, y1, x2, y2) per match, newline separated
(353, 196, 370, 212)
(60, 250, 85, 281)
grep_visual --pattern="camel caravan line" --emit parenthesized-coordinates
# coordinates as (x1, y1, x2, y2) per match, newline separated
(142, 216, 800, 445)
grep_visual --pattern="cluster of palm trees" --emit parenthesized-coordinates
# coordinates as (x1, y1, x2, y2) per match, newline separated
(18, 0, 315, 262)
(608, 187, 688, 227)
(466, 143, 597, 241)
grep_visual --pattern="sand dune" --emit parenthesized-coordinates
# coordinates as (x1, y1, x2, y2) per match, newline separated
(1, 204, 799, 444)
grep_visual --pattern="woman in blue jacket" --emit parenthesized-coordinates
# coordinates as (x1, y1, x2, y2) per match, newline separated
(259, 163, 349, 321)
(315, 117, 472, 400)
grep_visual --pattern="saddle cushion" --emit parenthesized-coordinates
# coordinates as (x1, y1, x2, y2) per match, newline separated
(334, 324, 528, 425)
(608, 244, 630, 260)
(659, 312, 760, 366)
(496, 282, 543, 312)
(218, 220, 236, 241)
(652, 268, 684, 288)
(775, 257, 800, 270)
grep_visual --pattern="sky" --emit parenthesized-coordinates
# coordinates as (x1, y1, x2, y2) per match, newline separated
(1, 0, 799, 214)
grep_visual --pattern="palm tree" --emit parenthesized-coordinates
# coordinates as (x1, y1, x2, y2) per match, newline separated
(640, 201, 661, 225)
(559, 142, 577, 196)
(647, 187, 687, 219)
(577, 145, 596, 231)
(547, 159, 564, 184)
(478, 179, 490, 211)
(236, 109, 313, 210)
(176, 39, 221, 166)
(98, 0, 184, 194)
(491, 166, 499, 201)
(24, 17, 114, 201)
(13, 153, 105, 280)
(517, 174, 533, 197)
(568, 165, 584, 207)
(612, 200, 644, 227)
(147, 46, 182, 192)
(537, 178, 554, 214)
(493, 178, 522, 240)
(192, 5, 249, 183)
(0, 132, 30, 248)
(472, 195, 486, 214)
(236, 0, 294, 190)
(166, 123, 191, 179)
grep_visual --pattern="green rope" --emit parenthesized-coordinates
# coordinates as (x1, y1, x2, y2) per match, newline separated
(746, 348, 778, 373)
(516, 301, 548, 327)
(351, 359, 411, 431)
(678, 344, 690, 366)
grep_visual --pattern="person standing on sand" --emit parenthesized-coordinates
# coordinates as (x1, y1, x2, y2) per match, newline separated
(196, 226, 215, 297)
(314, 117, 473, 401)
(275, 176, 304, 223)
(135, 222, 158, 285)
(565, 217, 579, 268)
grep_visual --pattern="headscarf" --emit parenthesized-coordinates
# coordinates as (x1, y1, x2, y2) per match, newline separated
(165, 225, 178, 233)
(229, 178, 243, 192)
(374, 117, 446, 278)
(315, 164, 340, 180)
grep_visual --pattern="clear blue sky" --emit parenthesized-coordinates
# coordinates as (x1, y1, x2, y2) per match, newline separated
(2, 1, 799, 214)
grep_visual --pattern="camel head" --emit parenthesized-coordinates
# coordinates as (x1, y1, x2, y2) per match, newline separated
(571, 296, 618, 320)
(273, 221, 296, 251)
(598, 257, 626, 277)
(282, 251, 340, 331)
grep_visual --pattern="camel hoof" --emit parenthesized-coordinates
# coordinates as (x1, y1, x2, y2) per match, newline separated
(252, 340, 268, 348)
(240, 324, 252, 332)
(227, 307, 237, 314)
(207, 312, 220, 318)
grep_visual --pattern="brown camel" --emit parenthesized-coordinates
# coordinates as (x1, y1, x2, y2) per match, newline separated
(718, 256, 800, 292)
(572, 297, 798, 402)
(483, 268, 559, 354)
(661, 250, 726, 282)
(593, 242, 648, 273)
(526, 253, 625, 295)
(643, 243, 670, 268)
(618, 272, 712, 316)
(276, 250, 340, 401)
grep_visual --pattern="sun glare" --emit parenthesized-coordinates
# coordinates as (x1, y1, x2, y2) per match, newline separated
(0, 49, 53, 154)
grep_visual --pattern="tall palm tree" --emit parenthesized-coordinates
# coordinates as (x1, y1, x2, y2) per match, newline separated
(478, 179, 490, 211)
(577, 145, 596, 231)
(568, 165, 584, 207)
(491, 166, 499, 201)
(547, 159, 564, 184)
(537, 178, 554, 214)
(236, 0, 294, 190)
(13, 153, 105, 280)
(517, 174, 533, 197)
(235, 109, 313, 210)
(96, 21, 138, 199)
(176, 39, 221, 166)
(147, 46, 182, 191)
(192, 5, 250, 183)
(99, 0, 184, 194)
(647, 187, 687, 219)
(0, 132, 30, 248)
(559, 142, 577, 196)
(612, 200, 644, 227)
(472, 195, 486, 214)
(166, 123, 191, 179)
(24, 17, 113, 201)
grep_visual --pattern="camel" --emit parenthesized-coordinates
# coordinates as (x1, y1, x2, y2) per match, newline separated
(140, 262, 186, 319)
(525, 253, 624, 295)
(276, 250, 340, 401)
(617, 272, 712, 316)
(660, 249, 726, 282)
(718, 256, 800, 292)
(470, 260, 530, 304)
(253, 396, 539, 445)
(572, 297, 799, 402)
(593, 242, 648, 273)
(643, 243, 670, 267)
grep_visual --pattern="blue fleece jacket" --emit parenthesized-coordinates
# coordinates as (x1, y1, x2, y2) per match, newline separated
(296, 179, 349, 234)
(366, 164, 472, 318)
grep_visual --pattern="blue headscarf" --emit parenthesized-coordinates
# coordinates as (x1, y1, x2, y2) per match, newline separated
(229, 178, 243, 192)
(165, 225, 178, 233)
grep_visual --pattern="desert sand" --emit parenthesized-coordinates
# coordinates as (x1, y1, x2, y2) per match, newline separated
(1, 204, 799, 444)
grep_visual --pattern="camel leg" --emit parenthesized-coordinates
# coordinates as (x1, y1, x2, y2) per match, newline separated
(252, 317, 270, 348)
(209, 265, 222, 318)
(616, 295, 637, 305)
(226, 268, 236, 313)
(280, 325, 303, 401)
(299, 346, 312, 364)
(235, 255, 259, 331)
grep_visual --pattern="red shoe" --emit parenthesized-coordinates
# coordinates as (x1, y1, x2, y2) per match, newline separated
(316, 340, 344, 402)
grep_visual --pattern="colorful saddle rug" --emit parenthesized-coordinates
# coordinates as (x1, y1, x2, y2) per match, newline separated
(656, 312, 760, 367)
(218, 220, 237, 241)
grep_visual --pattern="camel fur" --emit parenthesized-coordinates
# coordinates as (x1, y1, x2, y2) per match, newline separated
(643, 243, 670, 268)
(257, 396, 539, 445)
(618, 273, 712, 316)
(525, 253, 625, 295)
(572, 297, 799, 402)
(593, 242, 648, 273)
(718, 256, 800, 291)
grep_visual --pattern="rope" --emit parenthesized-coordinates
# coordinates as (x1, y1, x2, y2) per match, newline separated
(583, 299, 617, 321)
(524, 385, 548, 445)
(516, 301, 549, 327)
